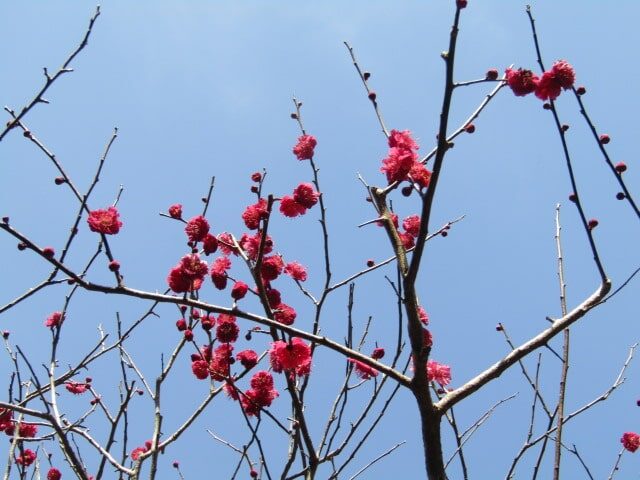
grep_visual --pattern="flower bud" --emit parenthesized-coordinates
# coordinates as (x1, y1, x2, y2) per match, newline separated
(485, 68, 499, 80)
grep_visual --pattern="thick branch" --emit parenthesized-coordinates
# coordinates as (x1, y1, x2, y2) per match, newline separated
(437, 281, 611, 412)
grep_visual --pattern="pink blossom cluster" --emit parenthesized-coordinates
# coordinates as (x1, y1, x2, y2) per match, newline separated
(270, 338, 312, 377)
(292, 134, 317, 160)
(87, 206, 123, 235)
(239, 371, 279, 416)
(349, 347, 386, 380)
(427, 360, 452, 387)
(280, 183, 320, 217)
(505, 60, 576, 101)
(380, 130, 431, 187)
(131, 440, 153, 461)
(621, 432, 640, 453)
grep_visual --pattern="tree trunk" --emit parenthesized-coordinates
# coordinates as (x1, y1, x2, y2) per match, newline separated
(415, 395, 446, 480)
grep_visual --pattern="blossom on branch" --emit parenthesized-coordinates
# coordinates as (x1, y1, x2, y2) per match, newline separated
(504, 67, 538, 96)
(231, 281, 249, 300)
(202, 233, 218, 255)
(191, 360, 209, 380)
(210, 256, 232, 290)
(280, 196, 307, 217)
(239, 231, 273, 260)
(167, 254, 207, 293)
(241, 370, 279, 416)
(261, 255, 284, 282)
(348, 359, 378, 380)
(535, 60, 576, 101)
(185, 215, 210, 243)
(168, 204, 182, 219)
(47, 468, 62, 480)
(15, 449, 36, 467)
(284, 261, 308, 282)
(402, 215, 421, 237)
(292, 134, 317, 160)
(237, 349, 258, 369)
(87, 207, 122, 235)
(380, 130, 431, 188)
(427, 360, 451, 387)
(270, 338, 312, 377)
(217, 232, 239, 256)
(621, 432, 640, 453)
(6, 422, 38, 438)
(273, 303, 297, 326)
(280, 183, 320, 217)
(65, 381, 89, 395)
(242, 198, 269, 230)
(293, 183, 320, 209)
(210, 343, 234, 381)
(216, 314, 239, 343)
(45, 311, 64, 328)
(241, 372, 279, 417)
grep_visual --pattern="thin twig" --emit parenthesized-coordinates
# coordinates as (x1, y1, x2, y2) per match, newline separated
(0, 6, 101, 142)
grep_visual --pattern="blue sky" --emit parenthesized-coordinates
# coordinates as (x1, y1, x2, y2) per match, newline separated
(1, 2, 639, 478)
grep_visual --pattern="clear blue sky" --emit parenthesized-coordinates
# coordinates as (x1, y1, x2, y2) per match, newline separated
(1, 2, 639, 478)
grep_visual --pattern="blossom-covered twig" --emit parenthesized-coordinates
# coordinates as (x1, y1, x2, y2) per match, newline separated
(525, 5, 607, 282)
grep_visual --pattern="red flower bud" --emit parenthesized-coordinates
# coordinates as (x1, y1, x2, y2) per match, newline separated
(231, 281, 249, 300)
(372, 347, 385, 359)
(485, 68, 499, 80)
(368, 91, 377, 101)
(615, 162, 627, 173)
(599, 134, 610, 144)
